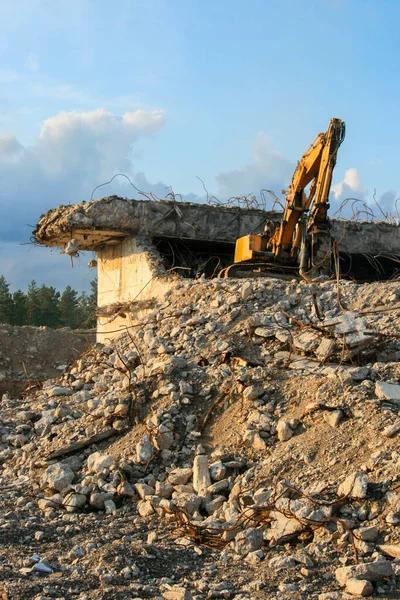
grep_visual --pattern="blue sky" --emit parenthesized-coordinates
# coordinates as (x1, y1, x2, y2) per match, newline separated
(0, 0, 399, 291)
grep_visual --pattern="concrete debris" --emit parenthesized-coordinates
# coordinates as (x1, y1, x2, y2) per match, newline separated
(2, 276, 400, 598)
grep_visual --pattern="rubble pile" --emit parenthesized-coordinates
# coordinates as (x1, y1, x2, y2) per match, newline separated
(1, 277, 400, 599)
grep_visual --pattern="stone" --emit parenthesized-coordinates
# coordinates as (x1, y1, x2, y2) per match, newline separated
(383, 421, 400, 438)
(231, 527, 263, 556)
(168, 468, 192, 486)
(243, 429, 267, 451)
(375, 381, 400, 402)
(345, 578, 373, 597)
(63, 493, 87, 512)
(136, 434, 154, 464)
(243, 385, 264, 401)
(276, 419, 293, 442)
(378, 544, 400, 559)
(89, 492, 112, 510)
(47, 386, 73, 396)
(355, 526, 379, 541)
(241, 282, 254, 301)
(87, 452, 115, 474)
(335, 560, 393, 585)
(163, 587, 193, 600)
(42, 463, 75, 492)
(338, 472, 368, 498)
(192, 454, 211, 495)
(209, 461, 227, 481)
(138, 499, 155, 518)
(323, 410, 343, 428)
(135, 483, 155, 499)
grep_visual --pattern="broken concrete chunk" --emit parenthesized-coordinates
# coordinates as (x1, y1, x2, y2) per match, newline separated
(345, 578, 373, 597)
(136, 434, 154, 464)
(276, 419, 294, 442)
(231, 527, 263, 556)
(163, 587, 193, 600)
(168, 468, 193, 486)
(338, 472, 368, 498)
(375, 381, 400, 402)
(87, 452, 115, 474)
(383, 421, 400, 438)
(315, 338, 335, 361)
(192, 454, 211, 496)
(42, 463, 75, 492)
(323, 410, 343, 428)
(335, 560, 393, 585)
(378, 544, 400, 559)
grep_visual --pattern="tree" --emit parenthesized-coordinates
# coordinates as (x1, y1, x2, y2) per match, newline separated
(26, 280, 41, 326)
(11, 290, 27, 326)
(38, 285, 60, 328)
(0, 276, 12, 324)
(59, 285, 79, 329)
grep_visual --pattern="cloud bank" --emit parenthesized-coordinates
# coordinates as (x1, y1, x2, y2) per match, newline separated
(0, 108, 166, 243)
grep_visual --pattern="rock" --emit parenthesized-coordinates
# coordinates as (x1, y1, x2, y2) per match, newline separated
(338, 472, 368, 498)
(104, 499, 116, 514)
(231, 527, 263, 556)
(241, 282, 254, 301)
(168, 468, 193, 486)
(89, 492, 112, 510)
(383, 421, 400, 438)
(355, 526, 379, 541)
(276, 419, 293, 442)
(378, 544, 400, 559)
(47, 386, 73, 396)
(135, 483, 155, 499)
(192, 454, 211, 495)
(243, 429, 267, 451)
(267, 510, 305, 543)
(87, 452, 115, 474)
(335, 560, 393, 585)
(163, 587, 193, 600)
(42, 463, 75, 492)
(136, 434, 154, 464)
(269, 555, 297, 570)
(345, 578, 373, 597)
(315, 338, 335, 361)
(63, 493, 87, 512)
(323, 410, 343, 428)
(209, 461, 227, 481)
(243, 385, 264, 401)
(375, 381, 400, 402)
(138, 499, 155, 518)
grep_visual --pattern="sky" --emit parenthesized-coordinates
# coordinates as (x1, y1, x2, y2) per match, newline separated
(1, 0, 399, 292)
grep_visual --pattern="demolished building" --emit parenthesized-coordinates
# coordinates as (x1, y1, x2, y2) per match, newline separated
(33, 196, 400, 341)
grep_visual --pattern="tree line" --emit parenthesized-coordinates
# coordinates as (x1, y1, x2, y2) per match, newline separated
(0, 276, 97, 329)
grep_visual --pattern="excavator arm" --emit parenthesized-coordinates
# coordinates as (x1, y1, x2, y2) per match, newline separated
(230, 117, 345, 280)
(268, 117, 345, 258)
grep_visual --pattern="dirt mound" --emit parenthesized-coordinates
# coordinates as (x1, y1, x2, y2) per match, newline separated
(0, 324, 94, 397)
(1, 277, 400, 599)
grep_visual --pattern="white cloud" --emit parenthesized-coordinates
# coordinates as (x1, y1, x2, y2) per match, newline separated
(0, 107, 167, 290)
(215, 132, 294, 201)
(331, 167, 367, 200)
(0, 107, 166, 241)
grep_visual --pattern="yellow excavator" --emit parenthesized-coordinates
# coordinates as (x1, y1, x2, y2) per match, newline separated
(223, 117, 345, 280)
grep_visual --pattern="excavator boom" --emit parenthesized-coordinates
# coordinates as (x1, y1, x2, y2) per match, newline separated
(229, 117, 345, 280)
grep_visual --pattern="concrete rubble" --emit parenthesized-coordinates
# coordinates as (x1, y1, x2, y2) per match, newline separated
(1, 276, 400, 598)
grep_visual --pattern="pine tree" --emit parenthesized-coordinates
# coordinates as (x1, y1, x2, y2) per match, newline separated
(38, 285, 61, 328)
(11, 290, 27, 326)
(0, 276, 12, 324)
(59, 285, 79, 329)
(26, 280, 41, 326)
